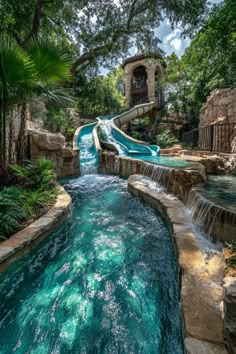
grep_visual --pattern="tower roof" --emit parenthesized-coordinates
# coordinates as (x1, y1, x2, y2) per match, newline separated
(121, 53, 166, 69)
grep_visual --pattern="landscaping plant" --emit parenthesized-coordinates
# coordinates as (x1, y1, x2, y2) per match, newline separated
(0, 159, 57, 240)
(156, 130, 178, 149)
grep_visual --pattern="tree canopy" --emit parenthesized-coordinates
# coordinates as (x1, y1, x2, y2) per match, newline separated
(163, 0, 236, 126)
(76, 68, 125, 117)
(1, 0, 208, 73)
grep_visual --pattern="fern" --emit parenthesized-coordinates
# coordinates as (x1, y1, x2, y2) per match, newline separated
(11, 158, 56, 190)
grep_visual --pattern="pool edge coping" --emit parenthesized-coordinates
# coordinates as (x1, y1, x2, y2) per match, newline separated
(0, 185, 72, 272)
(127, 174, 228, 354)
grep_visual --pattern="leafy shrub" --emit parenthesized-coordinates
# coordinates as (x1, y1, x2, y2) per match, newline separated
(226, 241, 236, 269)
(156, 130, 178, 149)
(11, 158, 56, 190)
(0, 159, 58, 240)
(23, 188, 57, 217)
(0, 186, 27, 240)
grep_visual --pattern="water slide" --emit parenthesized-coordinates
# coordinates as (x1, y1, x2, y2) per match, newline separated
(74, 102, 159, 173)
(98, 102, 160, 157)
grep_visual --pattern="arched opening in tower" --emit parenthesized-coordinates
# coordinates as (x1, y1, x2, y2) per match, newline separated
(130, 65, 148, 106)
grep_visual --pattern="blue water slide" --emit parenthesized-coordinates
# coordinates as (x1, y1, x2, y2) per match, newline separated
(76, 123, 98, 172)
(99, 102, 160, 157)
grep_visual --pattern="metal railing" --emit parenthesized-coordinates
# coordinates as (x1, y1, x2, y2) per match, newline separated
(129, 91, 165, 110)
(182, 123, 236, 153)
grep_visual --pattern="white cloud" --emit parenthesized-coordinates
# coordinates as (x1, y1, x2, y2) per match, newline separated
(163, 29, 181, 43)
(170, 38, 182, 51)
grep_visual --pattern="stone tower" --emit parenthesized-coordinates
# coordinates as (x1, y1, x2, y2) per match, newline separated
(121, 54, 166, 109)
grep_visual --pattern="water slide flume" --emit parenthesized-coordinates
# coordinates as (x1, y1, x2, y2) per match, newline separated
(74, 102, 160, 174)
(98, 102, 160, 157)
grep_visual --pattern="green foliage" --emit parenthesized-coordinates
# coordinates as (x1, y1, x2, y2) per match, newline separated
(0, 36, 75, 167)
(156, 130, 178, 149)
(11, 159, 56, 190)
(226, 241, 236, 269)
(0, 159, 57, 239)
(0, 0, 208, 72)
(23, 188, 57, 217)
(131, 116, 150, 129)
(44, 108, 76, 143)
(164, 0, 236, 126)
(129, 116, 151, 142)
(0, 186, 27, 240)
(77, 68, 125, 117)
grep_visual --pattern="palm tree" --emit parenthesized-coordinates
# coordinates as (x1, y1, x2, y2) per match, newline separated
(0, 36, 74, 169)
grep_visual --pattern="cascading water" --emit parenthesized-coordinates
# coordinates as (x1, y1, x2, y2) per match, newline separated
(142, 162, 172, 190)
(188, 189, 220, 237)
(99, 120, 127, 155)
(188, 187, 236, 243)
(78, 124, 98, 175)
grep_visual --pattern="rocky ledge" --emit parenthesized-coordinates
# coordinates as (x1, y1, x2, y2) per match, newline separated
(128, 174, 228, 354)
(99, 152, 206, 203)
(0, 185, 72, 272)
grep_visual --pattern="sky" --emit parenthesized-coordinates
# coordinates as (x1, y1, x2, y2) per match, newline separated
(100, 0, 223, 74)
(156, 0, 223, 58)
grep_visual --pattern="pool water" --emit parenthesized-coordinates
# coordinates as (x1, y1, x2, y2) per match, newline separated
(133, 155, 191, 168)
(0, 175, 183, 354)
(206, 175, 236, 205)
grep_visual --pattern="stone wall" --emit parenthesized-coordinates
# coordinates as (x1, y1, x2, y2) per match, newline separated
(128, 175, 227, 354)
(199, 88, 236, 153)
(200, 88, 236, 127)
(224, 276, 236, 353)
(28, 129, 80, 178)
(99, 152, 206, 203)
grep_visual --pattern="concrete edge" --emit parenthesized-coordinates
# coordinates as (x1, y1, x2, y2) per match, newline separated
(127, 174, 228, 354)
(0, 185, 72, 272)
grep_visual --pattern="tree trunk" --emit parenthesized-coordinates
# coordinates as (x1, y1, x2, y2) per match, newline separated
(17, 98, 27, 163)
(8, 110, 15, 165)
(0, 84, 7, 170)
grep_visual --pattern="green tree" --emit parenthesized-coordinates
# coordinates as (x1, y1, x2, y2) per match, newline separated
(164, 0, 236, 126)
(77, 68, 125, 117)
(0, 37, 73, 169)
(0, 0, 208, 73)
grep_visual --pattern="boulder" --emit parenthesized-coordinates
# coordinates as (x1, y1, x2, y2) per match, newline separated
(185, 338, 228, 354)
(224, 277, 236, 354)
(30, 129, 65, 151)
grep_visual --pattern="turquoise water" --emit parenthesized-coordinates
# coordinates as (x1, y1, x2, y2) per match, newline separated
(134, 155, 191, 168)
(78, 124, 97, 174)
(0, 175, 183, 353)
(206, 175, 236, 205)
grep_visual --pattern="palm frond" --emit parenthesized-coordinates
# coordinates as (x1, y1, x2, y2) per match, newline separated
(0, 36, 36, 89)
(26, 38, 72, 85)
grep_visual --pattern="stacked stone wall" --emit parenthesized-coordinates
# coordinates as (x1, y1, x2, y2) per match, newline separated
(199, 88, 236, 153)
(28, 129, 80, 178)
(99, 152, 206, 203)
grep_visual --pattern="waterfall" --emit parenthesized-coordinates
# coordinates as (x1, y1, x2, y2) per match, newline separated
(99, 120, 127, 155)
(188, 188, 236, 243)
(142, 162, 172, 189)
(79, 130, 98, 175)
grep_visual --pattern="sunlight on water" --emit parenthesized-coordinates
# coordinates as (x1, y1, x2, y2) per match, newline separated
(0, 175, 183, 354)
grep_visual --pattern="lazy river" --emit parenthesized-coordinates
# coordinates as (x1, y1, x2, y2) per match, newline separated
(0, 175, 183, 353)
